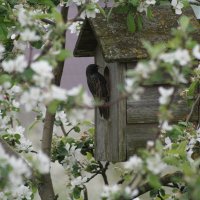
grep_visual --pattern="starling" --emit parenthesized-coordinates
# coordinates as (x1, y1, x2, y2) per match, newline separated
(86, 64, 109, 119)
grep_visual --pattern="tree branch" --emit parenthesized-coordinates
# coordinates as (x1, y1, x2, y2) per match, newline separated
(0, 138, 35, 181)
(38, 6, 69, 200)
(134, 171, 183, 198)
(186, 93, 200, 124)
(41, 18, 56, 26)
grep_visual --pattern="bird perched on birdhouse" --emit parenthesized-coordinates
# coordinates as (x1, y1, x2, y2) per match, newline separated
(86, 64, 109, 119)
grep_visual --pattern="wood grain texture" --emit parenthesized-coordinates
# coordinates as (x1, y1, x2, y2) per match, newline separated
(126, 124, 158, 157)
(127, 86, 198, 124)
(126, 63, 198, 124)
(95, 47, 126, 161)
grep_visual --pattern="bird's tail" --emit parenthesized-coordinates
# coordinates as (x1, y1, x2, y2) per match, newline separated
(99, 106, 109, 120)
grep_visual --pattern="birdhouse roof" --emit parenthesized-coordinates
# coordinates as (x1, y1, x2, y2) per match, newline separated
(74, 6, 200, 62)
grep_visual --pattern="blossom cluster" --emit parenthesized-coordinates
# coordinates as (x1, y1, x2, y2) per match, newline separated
(0, 145, 32, 199)
(60, 0, 100, 20)
(137, 0, 156, 14)
(101, 185, 139, 200)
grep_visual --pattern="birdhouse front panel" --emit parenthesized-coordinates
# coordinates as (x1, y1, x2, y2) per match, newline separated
(74, 5, 200, 161)
(94, 46, 126, 161)
(126, 63, 199, 156)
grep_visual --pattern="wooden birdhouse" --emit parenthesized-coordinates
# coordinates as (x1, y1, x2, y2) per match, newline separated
(74, 6, 200, 161)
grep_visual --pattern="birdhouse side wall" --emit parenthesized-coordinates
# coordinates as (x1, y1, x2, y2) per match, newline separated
(94, 46, 126, 161)
(126, 63, 199, 157)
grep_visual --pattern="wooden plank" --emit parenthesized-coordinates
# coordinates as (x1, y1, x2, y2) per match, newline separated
(95, 46, 126, 161)
(126, 124, 158, 157)
(127, 86, 198, 124)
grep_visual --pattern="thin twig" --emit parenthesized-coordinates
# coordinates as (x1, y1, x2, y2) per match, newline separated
(83, 185, 88, 200)
(186, 93, 200, 123)
(86, 172, 100, 183)
(41, 18, 56, 26)
(134, 171, 183, 198)
(98, 161, 109, 185)
(60, 123, 68, 136)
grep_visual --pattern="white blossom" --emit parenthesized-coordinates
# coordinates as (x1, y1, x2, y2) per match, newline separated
(55, 111, 68, 124)
(31, 61, 53, 87)
(37, 151, 50, 174)
(12, 100, 20, 108)
(158, 87, 174, 105)
(13, 40, 27, 51)
(71, 176, 87, 187)
(2, 55, 27, 73)
(12, 185, 32, 200)
(68, 109, 87, 125)
(171, 0, 184, 15)
(20, 87, 42, 111)
(131, 87, 144, 101)
(80, 5, 100, 18)
(171, 68, 187, 84)
(50, 85, 67, 101)
(20, 29, 40, 41)
(0, 44, 5, 59)
(68, 21, 83, 35)
(125, 78, 135, 93)
(146, 0, 156, 5)
(82, 92, 93, 106)
(175, 49, 191, 66)
(132, 189, 139, 198)
(6, 126, 33, 152)
(135, 61, 157, 78)
(161, 121, 173, 132)
(146, 154, 167, 174)
(11, 33, 17, 40)
(124, 155, 143, 171)
(137, 2, 148, 13)
(17, 8, 33, 27)
(73, 0, 86, 6)
(147, 140, 154, 148)
(159, 49, 190, 66)
(9, 156, 31, 186)
(67, 85, 82, 96)
(193, 45, 200, 60)
(164, 137, 172, 149)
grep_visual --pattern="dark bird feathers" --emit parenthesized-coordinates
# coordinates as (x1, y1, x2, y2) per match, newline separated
(86, 64, 109, 119)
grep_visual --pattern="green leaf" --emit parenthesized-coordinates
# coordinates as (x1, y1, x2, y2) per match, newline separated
(136, 15, 143, 31)
(188, 81, 198, 98)
(22, 68, 34, 81)
(56, 50, 71, 61)
(27, 0, 55, 6)
(73, 186, 82, 199)
(129, 0, 139, 7)
(142, 40, 166, 58)
(48, 100, 60, 113)
(148, 174, 161, 189)
(150, 189, 159, 198)
(0, 74, 12, 85)
(147, 7, 153, 19)
(0, 24, 8, 41)
(179, 16, 190, 31)
(114, 5, 129, 14)
(74, 126, 80, 133)
(31, 40, 43, 49)
(127, 13, 136, 33)
(86, 152, 93, 160)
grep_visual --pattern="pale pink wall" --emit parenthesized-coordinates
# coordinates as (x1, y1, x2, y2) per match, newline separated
(61, 6, 94, 92)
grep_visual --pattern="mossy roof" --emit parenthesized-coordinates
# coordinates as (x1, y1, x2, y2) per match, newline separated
(74, 6, 200, 62)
